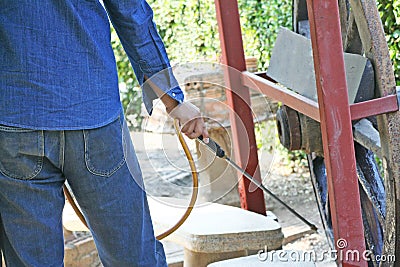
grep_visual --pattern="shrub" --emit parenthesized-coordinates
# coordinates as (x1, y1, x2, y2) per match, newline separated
(114, 0, 399, 136)
(378, 0, 400, 85)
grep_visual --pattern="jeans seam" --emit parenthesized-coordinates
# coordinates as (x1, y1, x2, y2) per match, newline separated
(0, 125, 36, 133)
(60, 131, 65, 172)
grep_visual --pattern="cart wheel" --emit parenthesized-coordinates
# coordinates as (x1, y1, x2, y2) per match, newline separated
(292, 0, 400, 265)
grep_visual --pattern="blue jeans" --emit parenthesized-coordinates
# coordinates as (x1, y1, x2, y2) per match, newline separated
(0, 115, 167, 267)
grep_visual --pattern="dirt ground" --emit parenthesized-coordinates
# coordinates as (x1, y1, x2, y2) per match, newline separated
(131, 130, 332, 262)
(264, 168, 331, 257)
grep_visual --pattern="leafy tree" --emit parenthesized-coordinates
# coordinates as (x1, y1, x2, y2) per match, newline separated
(114, 0, 399, 130)
(378, 0, 400, 85)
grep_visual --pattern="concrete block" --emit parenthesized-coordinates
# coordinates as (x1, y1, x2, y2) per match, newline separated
(267, 27, 371, 104)
(149, 197, 283, 267)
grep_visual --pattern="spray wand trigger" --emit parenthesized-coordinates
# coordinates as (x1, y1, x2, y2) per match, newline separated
(198, 135, 226, 158)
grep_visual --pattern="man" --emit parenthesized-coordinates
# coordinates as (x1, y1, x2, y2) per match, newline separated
(0, 0, 208, 266)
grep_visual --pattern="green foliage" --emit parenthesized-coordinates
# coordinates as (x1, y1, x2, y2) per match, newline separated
(277, 145, 308, 172)
(147, 0, 220, 62)
(114, 0, 293, 128)
(255, 120, 276, 152)
(239, 0, 292, 69)
(255, 120, 308, 173)
(378, 0, 400, 85)
(146, 0, 292, 69)
(113, 0, 399, 138)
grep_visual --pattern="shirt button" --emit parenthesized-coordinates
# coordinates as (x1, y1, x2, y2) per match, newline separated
(172, 93, 176, 97)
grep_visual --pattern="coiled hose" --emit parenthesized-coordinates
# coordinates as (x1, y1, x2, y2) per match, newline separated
(63, 119, 198, 240)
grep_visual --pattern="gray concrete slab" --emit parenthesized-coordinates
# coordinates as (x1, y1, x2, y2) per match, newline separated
(148, 197, 283, 253)
(267, 27, 368, 104)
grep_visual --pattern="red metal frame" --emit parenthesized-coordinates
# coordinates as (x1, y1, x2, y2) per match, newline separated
(214, 0, 399, 266)
(242, 71, 321, 121)
(306, 0, 367, 266)
(350, 95, 398, 120)
(214, 0, 266, 214)
(243, 71, 399, 122)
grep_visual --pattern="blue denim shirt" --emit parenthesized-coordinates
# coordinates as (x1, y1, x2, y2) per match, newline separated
(0, 0, 183, 130)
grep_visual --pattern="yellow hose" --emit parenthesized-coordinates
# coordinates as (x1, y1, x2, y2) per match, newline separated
(63, 118, 198, 241)
(156, 119, 198, 240)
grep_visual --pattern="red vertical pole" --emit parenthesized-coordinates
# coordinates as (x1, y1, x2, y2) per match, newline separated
(306, 0, 367, 266)
(214, 0, 266, 214)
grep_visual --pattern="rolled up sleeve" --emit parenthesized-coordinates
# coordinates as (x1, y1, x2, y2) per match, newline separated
(103, 0, 184, 114)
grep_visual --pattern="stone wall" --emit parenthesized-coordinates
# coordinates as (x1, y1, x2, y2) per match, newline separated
(64, 231, 101, 267)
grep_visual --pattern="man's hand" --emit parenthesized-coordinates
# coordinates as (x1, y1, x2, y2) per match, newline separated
(144, 75, 209, 140)
(168, 101, 209, 141)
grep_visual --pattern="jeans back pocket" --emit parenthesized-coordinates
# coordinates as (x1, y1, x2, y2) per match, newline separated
(83, 116, 126, 177)
(0, 125, 44, 180)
